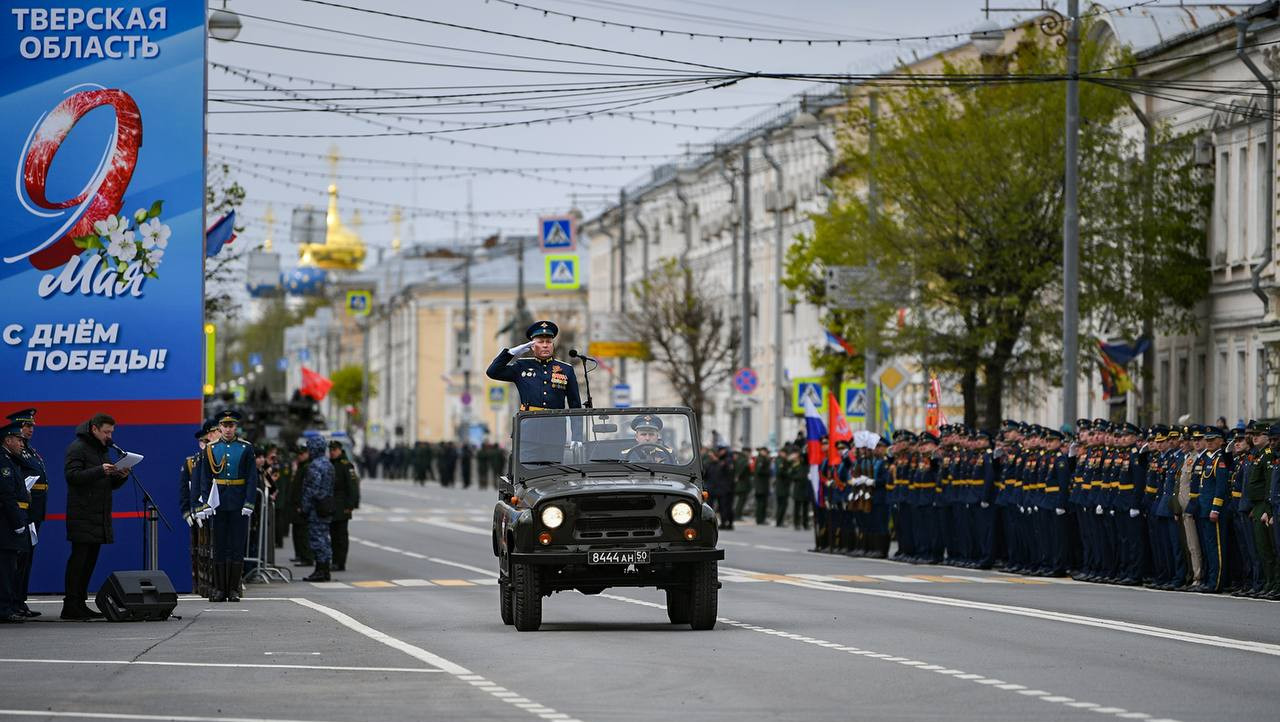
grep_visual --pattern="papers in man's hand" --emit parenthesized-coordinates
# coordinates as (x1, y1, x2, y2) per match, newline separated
(24, 476, 37, 492)
(115, 452, 144, 471)
(27, 523, 36, 545)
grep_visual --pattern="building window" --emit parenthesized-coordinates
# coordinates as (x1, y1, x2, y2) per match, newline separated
(1238, 144, 1250, 263)
(1215, 150, 1229, 261)
(454, 328, 470, 372)
(1177, 355, 1189, 419)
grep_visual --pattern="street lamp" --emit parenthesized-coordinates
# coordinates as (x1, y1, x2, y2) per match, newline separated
(208, 2, 241, 42)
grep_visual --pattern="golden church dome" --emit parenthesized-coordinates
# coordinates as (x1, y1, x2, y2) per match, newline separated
(297, 149, 367, 271)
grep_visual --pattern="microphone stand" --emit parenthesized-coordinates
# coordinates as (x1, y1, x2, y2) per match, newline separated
(114, 444, 173, 571)
(570, 349, 596, 409)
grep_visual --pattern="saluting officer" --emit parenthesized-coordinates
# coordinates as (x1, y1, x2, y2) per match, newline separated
(6, 409, 46, 618)
(0, 421, 32, 623)
(193, 410, 259, 603)
(486, 320, 582, 412)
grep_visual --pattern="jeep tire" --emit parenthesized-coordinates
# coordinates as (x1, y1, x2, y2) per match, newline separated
(666, 588, 691, 624)
(512, 562, 542, 632)
(499, 577, 514, 625)
(688, 560, 718, 630)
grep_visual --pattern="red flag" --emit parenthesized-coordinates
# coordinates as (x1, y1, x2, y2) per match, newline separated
(828, 391, 853, 443)
(926, 374, 944, 435)
(300, 366, 333, 401)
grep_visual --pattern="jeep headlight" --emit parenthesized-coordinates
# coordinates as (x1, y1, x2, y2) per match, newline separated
(540, 505, 564, 529)
(670, 501, 694, 525)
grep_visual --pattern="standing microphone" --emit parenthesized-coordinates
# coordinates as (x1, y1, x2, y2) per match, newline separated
(568, 349, 594, 408)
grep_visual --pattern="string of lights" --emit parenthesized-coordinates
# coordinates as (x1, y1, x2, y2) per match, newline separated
(208, 142, 668, 171)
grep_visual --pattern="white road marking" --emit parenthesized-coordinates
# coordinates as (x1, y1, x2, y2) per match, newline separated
(598, 592, 1177, 722)
(288, 598, 579, 722)
(391, 579, 434, 587)
(415, 516, 490, 536)
(349, 536, 498, 577)
(865, 574, 930, 583)
(721, 565, 1280, 657)
(308, 582, 350, 589)
(0, 713, 346, 722)
(0, 658, 441, 674)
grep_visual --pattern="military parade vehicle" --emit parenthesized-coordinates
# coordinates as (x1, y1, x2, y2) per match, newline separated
(492, 407, 723, 631)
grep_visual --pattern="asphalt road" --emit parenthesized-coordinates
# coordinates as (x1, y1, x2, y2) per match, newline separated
(5, 478, 1279, 722)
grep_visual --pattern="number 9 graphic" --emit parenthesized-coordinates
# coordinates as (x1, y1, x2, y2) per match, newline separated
(16, 87, 141, 270)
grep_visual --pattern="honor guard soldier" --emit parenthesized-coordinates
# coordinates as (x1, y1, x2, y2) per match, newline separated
(486, 321, 582, 412)
(6, 409, 45, 618)
(180, 419, 218, 597)
(0, 422, 33, 623)
(194, 410, 259, 602)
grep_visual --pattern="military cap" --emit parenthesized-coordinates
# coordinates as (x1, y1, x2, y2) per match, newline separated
(1165, 426, 1182, 439)
(1203, 426, 1224, 440)
(5, 408, 36, 424)
(328, 439, 346, 450)
(1075, 418, 1092, 432)
(195, 419, 218, 439)
(1269, 423, 1280, 437)
(631, 414, 662, 432)
(1226, 429, 1245, 444)
(919, 431, 939, 444)
(217, 408, 243, 424)
(0, 421, 23, 439)
(877, 435, 890, 447)
(527, 320, 559, 340)
(1002, 419, 1021, 431)
(1118, 422, 1141, 436)
(1187, 424, 1205, 440)
(975, 429, 994, 442)
(1248, 419, 1269, 434)
(1044, 429, 1065, 440)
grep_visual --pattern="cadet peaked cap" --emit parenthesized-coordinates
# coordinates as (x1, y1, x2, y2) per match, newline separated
(5, 408, 36, 424)
(527, 320, 559, 340)
(217, 409, 244, 424)
(1118, 422, 1141, 436)
(0, 421, 23, 439)
(1203, 426, 1225, 440)
(1074, 418, 1092, 431)
(195, 419, 218, 439)
(631, 414, 662, 432)
(1044, 429, 1065, 440)
(1166, 427, 1182, 439)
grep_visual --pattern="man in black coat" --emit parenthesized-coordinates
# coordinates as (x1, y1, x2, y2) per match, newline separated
(328, 440, 360, 572)
(61, 413, 127, 620)
(1, 421, 33, 623)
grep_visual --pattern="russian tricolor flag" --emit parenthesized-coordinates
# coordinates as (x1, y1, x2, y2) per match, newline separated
(824, 330, 856, 355)
(206, 210, 237, 258)
(803, 397, 827, 503)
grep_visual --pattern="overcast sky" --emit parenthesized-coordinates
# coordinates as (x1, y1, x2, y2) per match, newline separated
(208, 0, 1035, 266)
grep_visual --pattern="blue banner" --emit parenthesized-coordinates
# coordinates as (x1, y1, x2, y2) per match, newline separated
(0, 2, 206, 592)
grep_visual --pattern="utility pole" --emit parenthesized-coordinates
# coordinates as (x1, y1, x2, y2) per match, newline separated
(741, 147, 752, 448)
(619, 188, 628, 385)
(761, 138, 785, 451)
(1062, 0, 1081, 428)
(866, 93, 880, 434)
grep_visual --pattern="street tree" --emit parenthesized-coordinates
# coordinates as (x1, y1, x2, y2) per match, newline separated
(330, 364, 378, 434)
(205, 161, 250, 325)
(785, 35, 1210, 427)
(626, 258, 740, 435)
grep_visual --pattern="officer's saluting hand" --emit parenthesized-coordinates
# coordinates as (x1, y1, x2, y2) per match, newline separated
(486, 320, 581, 411)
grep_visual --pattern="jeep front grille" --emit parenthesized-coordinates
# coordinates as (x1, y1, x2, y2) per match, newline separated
(574, 515, 660, 539)
(578, 495, 656, 512)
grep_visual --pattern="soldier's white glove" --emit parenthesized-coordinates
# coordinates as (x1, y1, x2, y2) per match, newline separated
(14, 527, 25, 534)
(1129, 508, 1140, 518)
(196, 515, 205, 528)
(980, 502, 990, 509)
(241, 507, 253, 517)
(1095, 505, 1104, 515)
(1055, 507, 1067, 516)
(507, 341, 533, 356)
(183, 513, 193, 528)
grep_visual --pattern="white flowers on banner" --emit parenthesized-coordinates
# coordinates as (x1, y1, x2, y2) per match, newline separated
(76, 201, 170, 279)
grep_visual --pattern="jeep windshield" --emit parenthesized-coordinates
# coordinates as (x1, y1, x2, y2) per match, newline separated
(517, 410, 698, 474)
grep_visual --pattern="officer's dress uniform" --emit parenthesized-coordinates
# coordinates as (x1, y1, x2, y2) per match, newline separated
(194, 413, 259, 602)
(7, 409, 45, 617)
(486, 321, 582, 463)
(0, 423, 32, 623)
(1196, 435, 1229, 592)
(179, 420, 216, 597)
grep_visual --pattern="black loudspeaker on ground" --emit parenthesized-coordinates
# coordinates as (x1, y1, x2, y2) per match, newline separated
(95, 571, 178, 622)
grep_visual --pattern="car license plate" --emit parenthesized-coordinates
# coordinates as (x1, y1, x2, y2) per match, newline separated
(588, 550, 650, 565)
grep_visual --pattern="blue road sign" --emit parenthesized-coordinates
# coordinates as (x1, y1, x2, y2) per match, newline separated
(545, 254, 580, 290)
(299, 349, 311, 362)
(611, 383, 631, 408)
(248, 353, 262, 367)
(231, 361, 244, 376)
(844, 384, 867, 422)
(277, 357, 289, 371)
(539, 215, 575, 251)
(733, 367, 758, 394)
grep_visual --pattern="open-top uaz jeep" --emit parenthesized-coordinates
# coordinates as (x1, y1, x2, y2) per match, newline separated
(492, 407, 723, 631)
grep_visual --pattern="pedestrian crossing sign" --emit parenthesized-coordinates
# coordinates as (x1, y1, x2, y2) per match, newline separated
(842, 382, 867, 423)
(488, 384, 506, 408)
(791, 377, 827, 416)
(345, 289, 372, 316)
(539, 215, 576, 251)
(545, 254, 580, 290)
